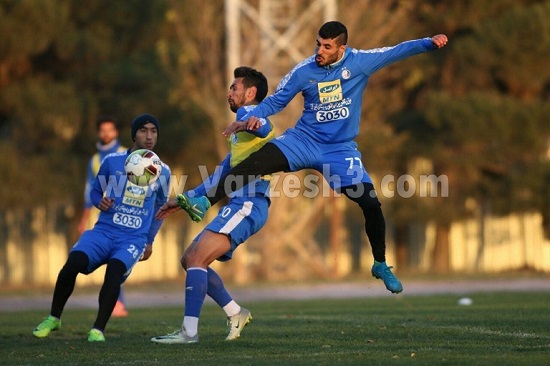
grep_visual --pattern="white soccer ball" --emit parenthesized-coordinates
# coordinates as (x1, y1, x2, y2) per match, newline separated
(124, 149, 162, 186)
(457, 297, 473, 306)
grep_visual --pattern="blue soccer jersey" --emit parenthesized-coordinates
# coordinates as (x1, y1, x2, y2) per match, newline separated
(237, 38, 437, 189)
(73, 149, 170, 276)
(242, 38, 436, 144)
(89, 150, 171, 244)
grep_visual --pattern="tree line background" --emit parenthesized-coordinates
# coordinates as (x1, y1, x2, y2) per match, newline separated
(1, 0, 550, 277)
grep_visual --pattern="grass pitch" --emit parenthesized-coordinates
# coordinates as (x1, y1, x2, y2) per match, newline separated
(1, 292, 549, 365)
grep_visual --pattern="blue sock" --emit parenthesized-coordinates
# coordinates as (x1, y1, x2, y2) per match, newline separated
(185, 267, 208, 318)
(118, 287, 125, 303)
(206, 267, 233, 308)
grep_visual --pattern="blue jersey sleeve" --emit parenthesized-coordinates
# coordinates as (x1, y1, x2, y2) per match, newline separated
(190, 154, 232, 197)
(236, 108, 272, 137)
(358, 38, 436, 75)
(147, 164, 171, 244)
(83, 158, 95, 209)
(250, 118, 272, 137)
(147, 204, 164, 244)
(90, 159, 109, 208)
(240, 60, 307, 120)
(90, 152, 128, 208)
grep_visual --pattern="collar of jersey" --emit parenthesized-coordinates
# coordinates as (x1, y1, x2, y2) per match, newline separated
(323, 48, 349, 70)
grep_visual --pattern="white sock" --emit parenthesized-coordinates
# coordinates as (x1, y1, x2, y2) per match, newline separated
(182, 316, 199, 337)
(223, 301, 241, 317)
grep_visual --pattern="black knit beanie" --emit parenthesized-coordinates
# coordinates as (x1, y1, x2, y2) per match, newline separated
(131, 114, 160, 140)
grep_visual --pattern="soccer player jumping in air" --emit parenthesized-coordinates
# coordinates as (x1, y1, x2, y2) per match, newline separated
(175, 21, 448, 294)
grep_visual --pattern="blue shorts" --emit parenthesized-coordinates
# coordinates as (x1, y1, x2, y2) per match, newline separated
(194, 195, 270, 261)
(272, 128, 373, 190)
(71, 229, 147, 281)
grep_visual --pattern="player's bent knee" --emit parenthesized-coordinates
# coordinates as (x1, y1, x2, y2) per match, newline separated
(183, 251, 203, 268)
(342, 183, 381, 209)
(105, 258, 128, 283)
(63, 251, 90, 274)
(185, 246, 223, 268)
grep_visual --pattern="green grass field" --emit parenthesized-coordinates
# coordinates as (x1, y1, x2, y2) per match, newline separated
(1, 292, 549, 365)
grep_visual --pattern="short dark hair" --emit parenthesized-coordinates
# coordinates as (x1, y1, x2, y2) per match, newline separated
(96, 115, 119, 131)
(234, 66, 268, 103)
(318, 21, 348, 45)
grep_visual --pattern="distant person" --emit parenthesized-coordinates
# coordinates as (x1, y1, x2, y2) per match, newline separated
(78, 116, 129, 317)
(33, 114, 171, 342)
(176, 21, 449, 294)
(151, 66, 273, 344)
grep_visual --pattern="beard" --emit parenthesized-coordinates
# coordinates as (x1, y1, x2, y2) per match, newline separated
(229, 104, 238, 113)
(315, 52, 339, 67)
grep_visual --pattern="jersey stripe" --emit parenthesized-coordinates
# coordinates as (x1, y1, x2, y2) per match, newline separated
(219, 201, 253, 235)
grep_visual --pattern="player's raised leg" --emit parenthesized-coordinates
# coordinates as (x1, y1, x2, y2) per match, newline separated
(341, 181, 402, 294)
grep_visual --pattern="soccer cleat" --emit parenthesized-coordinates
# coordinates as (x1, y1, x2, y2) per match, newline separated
(33, 315, 61, 338)
(88, 328, 106, 342)
(111, 300, 128, 317)
(150, 328, 199, 344)
(371, 261, 403, 294)
(226, 308, 252, 341)
(176, 193, 211, 223)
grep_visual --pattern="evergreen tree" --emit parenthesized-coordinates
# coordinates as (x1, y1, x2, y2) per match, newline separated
(387, 1, 550, 271)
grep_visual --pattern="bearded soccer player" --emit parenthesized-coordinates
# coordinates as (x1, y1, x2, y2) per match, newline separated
(151, 66, 273, 344)
(175, 21, 448, 294)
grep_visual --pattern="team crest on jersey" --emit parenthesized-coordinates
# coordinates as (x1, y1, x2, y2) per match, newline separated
(318, 80, 342, 104)
(122, 182, 148, 207)
(341, 68, 351, 80)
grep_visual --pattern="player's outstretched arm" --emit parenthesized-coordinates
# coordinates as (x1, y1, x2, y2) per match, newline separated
(245, 116, 263, 131)
(155, 198, 180, 219)
(222, 117, 265, 137)
(431, 34, 448, 49)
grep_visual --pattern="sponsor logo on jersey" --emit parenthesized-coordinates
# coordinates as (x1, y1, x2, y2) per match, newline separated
(122, 182, 148, 207)
(126, 185, 146, 195)
(318, 80, 343, 104)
